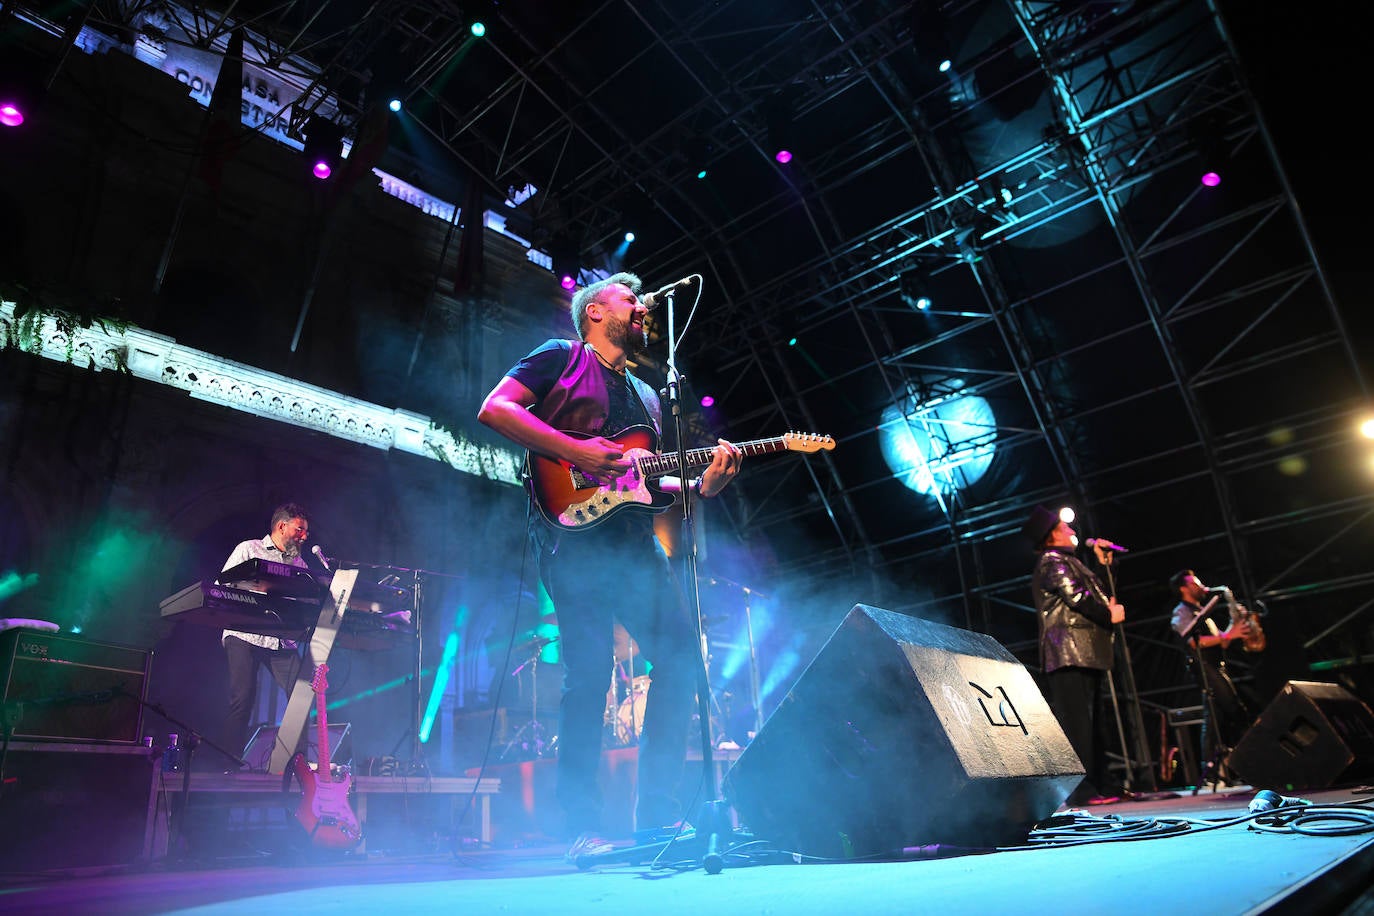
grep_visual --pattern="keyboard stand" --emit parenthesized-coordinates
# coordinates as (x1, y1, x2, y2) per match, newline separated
(268, 568, 358, 775)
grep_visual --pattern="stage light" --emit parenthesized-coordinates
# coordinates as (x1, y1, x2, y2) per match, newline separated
(388, 97, 402, 113)
(624, 231, 635, 243)
(899, 268, 932, 311)
(471, 21, 486, 37)
(697, 169, 707, 179)
(879, 384, 997, 496)
(1360, 417, 1374, 439)
(0, 55, 45, 129)
(1193, 116, 1229, 189)
(701, 395, 715, 408)
(1058, 506, 1075, 524)
(787, 337, 797, 347)
(764, 94, 796, 166)
(560, 274, 576, 290)
(938, 59, 952, 73)
(303, 116, 344, 181)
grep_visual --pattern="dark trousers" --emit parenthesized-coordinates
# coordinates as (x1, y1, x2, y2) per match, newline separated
(1047, 665, 1112, 802)
(537, 521, 699, 837)
(224, 635, 304, 761)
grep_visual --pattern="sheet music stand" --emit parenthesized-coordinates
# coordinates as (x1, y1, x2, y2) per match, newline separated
(1178, 594, 1231, 790)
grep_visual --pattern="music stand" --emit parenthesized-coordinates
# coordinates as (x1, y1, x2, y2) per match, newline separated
(1178, 593, 1231, 791)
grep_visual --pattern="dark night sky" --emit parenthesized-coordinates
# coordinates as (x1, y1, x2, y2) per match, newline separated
(1222, 4, 1372, 381)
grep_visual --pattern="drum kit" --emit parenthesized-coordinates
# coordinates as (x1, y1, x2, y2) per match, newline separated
(605, 623, 650, 747)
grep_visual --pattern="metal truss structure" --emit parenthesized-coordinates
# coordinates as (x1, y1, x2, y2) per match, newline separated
(24, 0, 1373, 776)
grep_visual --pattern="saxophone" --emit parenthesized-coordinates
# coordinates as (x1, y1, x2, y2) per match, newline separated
(1233, 600, 1267, 652)
(1220, 587, 1266, 652)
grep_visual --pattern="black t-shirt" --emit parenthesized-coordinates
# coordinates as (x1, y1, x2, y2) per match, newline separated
(508, 339, 657, 440)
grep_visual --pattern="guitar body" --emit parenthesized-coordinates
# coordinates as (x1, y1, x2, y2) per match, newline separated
(526, 426, 675, 530)
(290, 752, 363, 850)
(526, 426, 837, 532)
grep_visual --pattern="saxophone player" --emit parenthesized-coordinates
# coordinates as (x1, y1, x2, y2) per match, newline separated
(1169, 569, 1263, 784)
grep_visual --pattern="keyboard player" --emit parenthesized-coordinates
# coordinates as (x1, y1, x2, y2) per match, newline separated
(219, 502, 317, 765)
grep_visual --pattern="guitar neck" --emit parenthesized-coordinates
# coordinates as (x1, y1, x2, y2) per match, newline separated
(315, 689, 331, 781)
(638, 436, 792, 479)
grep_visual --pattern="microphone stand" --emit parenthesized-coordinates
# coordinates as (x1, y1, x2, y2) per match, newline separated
(664, 287, 731, 874)
(1096, 552, 1157, 795)
(574, 287, 736, 873)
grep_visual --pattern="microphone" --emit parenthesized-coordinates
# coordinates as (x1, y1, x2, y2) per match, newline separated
(1085, 538, 1129, 553)
(641, 276, 695, 310)
(1248, 789, 1311, 813)
(311, 544, 332, 571)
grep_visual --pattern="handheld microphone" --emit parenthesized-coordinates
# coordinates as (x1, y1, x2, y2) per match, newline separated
(641, 276, 695, 310)
(311, 544, 332, 571)
(1085, 538, 1129, 552)
(1248, 789, 1311, 813)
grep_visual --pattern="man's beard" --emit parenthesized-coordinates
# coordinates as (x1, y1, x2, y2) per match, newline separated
(281, 543, 302, 560)
(604, 312, 646, 353)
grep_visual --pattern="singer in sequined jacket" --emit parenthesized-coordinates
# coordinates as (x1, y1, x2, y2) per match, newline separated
(1034, 547, 1116, 673)
(1025, 509, 1125, 804)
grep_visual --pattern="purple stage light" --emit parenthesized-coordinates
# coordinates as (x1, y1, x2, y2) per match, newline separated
(312, 160, 332, 180)
(1200, 170, 1221, 187)
(0, 102, 24, 128)
(700, 395, 715, 408)
(774, 149, 793, 164)
(560, 274, 576, 290)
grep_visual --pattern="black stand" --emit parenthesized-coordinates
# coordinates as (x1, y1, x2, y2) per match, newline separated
(499, 637, 556, 760)
(575, 283, 744, 873)
(1179, 594, 1233, 793)
(115, 688, 246, 860)
(1095, 555, 1157, 795)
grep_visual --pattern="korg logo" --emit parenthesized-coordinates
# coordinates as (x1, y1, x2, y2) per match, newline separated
(17, 639, 50, 660)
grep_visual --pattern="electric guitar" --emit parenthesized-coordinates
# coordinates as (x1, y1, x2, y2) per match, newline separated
(526, 425, 836, 531)
(289, 664, 362, 850)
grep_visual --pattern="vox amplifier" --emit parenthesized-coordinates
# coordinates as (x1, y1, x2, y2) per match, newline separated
(0, 627, 152, 744)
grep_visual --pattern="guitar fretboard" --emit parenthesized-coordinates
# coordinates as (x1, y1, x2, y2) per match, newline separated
(637, 436, 791, 479)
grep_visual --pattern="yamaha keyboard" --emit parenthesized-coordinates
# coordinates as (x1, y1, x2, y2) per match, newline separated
(160, 576, 412, 648)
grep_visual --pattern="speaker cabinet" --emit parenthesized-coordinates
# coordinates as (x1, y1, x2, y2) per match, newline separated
(0, 627, 152, 744)
(0, 742, 159, 870)
(723, 605, 1083, 858)
(1227, 680, 1374, 791)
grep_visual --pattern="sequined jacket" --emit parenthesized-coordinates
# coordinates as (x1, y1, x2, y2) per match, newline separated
(1033, 547, 1116, 673)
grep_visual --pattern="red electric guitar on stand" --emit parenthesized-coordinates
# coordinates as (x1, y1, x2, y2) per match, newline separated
(289, 664, 362, 850)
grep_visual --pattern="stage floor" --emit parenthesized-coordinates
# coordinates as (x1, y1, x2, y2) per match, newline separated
(1, 784, 1372, 914)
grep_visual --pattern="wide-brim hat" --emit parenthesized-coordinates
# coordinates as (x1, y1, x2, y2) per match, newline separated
(1021, 504, 1059, 547)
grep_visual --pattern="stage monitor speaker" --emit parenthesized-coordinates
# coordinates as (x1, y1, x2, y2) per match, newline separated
(1227, 680, 1374, 791)
(0, 627, 152, 744)
(0, 742, 158, 870)
(723, 605, 1083, 858)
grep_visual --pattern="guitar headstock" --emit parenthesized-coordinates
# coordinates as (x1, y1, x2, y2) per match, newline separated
(310, 663, 330, 694)
(782, 431, 836, 453)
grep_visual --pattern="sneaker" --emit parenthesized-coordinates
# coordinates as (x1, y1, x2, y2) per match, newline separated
(565, 833, 616, 866)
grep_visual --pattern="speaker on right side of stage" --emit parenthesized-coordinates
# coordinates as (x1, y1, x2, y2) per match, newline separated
(1226, 680, 1374, 791)
(722, 604, 1084, 859)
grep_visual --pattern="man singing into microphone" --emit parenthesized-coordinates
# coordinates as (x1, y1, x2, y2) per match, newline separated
(1023, 505, 1126, 806)
(219, 502, 316, 766)
(478, 272, 742, 861)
